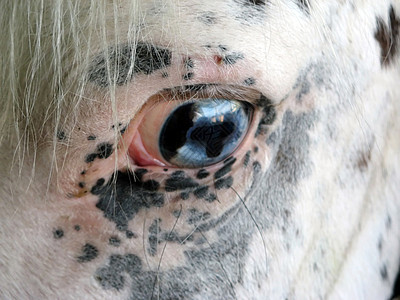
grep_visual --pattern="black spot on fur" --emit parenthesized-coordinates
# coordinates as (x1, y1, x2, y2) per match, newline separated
(244, 77, 256, 86)
(375, 6, 400, 66)
(214, 176, 233, 190)
(243, 151, 251, 166)
(172, 210, 182, 218)
(95, 254, 142, 291)
(234, 0, 266, 24)
(180, 191, 190, 200)
(378, 236, 383, 252)
(87, 135, 96, 141)
(134, 168, 148, 180)
(162, 72, 169, 78)
(161, 231, 195, 244)
(294, 0, 310, 14)
(165, 171, 199, 192)
(85, 143, 114, 163)
(183, 72, 194, 80)
(78, 182, 85, 188)
(257, 95, 276, 124)
(356, 147, 371, 172)
(380, 264, 389, 281)
(57, 130, 66, 141)
(193, 186, 209, 199)
(197, 169, 210, 179)
(95, 267, 125, 290)
(125, 230, 137, 239)
(296, 79, 311, 102)
(77, 243, 99, 262)
(148, 219, 161, 256)
(256, 94, 276, 136)
(218, 45, 229, 52)
(141, 179, 160, 191)
(184, 58, 194, 69)
(109, 236, 121, 247)
(313, 263, 319, 273)
(205, 193, 217, 202)
(253, 161, 262, 174)
(74, 225, 81, 231)
(85, 153, 97, 163)
(120, 126, 127, 134)
(53, 228, 64, 239)
(386, 214, 392, 229)
(266, 130, 279, 145)
(215, 157, 237, 179)
(97, 143, 114, 159)
(273, 111, 314, 184)
(88, 43, 172, 87)
(223, 53, 244, 64)
(187, 209, 211, 224)
(91, 171, 164, 231)
(91, 178, 105, 194)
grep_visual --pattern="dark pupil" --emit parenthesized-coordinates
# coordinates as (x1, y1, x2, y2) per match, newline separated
(159, 103, 195, 161)
(189, 121, 235, 158)
(159, 99, 251, 168)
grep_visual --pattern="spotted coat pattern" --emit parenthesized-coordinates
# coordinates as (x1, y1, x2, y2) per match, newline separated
(1, 1, 400, 300)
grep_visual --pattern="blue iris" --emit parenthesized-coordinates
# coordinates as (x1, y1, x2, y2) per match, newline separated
(159, 98, 252, 168)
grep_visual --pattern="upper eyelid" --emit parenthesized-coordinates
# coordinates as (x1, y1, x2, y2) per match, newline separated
(154, 84, 267, 106)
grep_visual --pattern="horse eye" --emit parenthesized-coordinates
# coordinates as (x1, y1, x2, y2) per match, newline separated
(160, 99, 252, 168)
(129, 97, 253, 168)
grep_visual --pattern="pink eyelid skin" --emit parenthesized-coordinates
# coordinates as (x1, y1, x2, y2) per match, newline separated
(128, 132, 166, 167)
(125, 97, 177, 167)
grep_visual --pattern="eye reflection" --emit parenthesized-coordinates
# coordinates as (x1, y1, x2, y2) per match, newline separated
(159, 99, 252, 168)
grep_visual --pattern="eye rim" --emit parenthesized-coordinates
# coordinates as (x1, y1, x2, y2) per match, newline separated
(121, 84, 266, 172)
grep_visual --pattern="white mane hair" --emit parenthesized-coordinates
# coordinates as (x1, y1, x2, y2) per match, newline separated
(0, 1, 152, 174)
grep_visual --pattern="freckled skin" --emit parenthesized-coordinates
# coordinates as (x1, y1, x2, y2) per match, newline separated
(1, 1, 400, 300)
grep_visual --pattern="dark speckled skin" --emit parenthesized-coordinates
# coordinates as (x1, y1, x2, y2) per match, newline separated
(71, 99, 315, 298)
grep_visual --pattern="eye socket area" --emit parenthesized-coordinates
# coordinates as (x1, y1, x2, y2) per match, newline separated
(127, 88, 254, 169)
